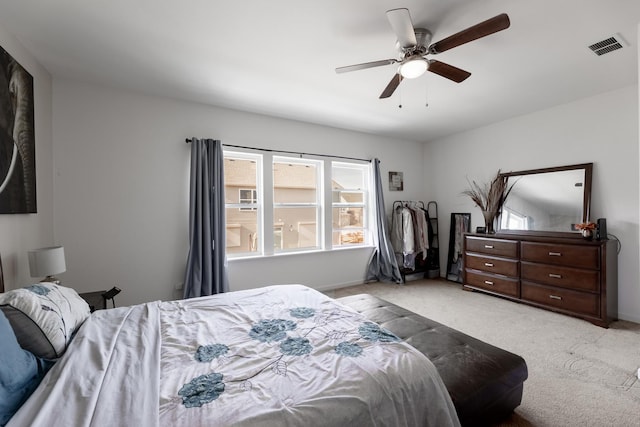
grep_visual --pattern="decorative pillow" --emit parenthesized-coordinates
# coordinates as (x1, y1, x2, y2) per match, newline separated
(0, 310, 53, 426)
(0, 283, 90, 359)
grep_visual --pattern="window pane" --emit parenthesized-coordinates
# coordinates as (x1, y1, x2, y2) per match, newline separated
(332, 191, 364, 203)
(225, 208, 258, 254)
(332, 162, 369, 248)
(333, 207, 364, 228)
(332, 230, 365, 246)
(332, 165, 364, 190)
(225, 158, 257, 204)
(273, 162, 317, 203)
(274, 207, 318, 250)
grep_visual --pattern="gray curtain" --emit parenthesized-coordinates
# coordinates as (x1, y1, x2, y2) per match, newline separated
(366, 158, 402, 283)
(184, 138, 229, 298)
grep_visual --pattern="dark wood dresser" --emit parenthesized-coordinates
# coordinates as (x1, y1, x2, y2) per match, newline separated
(463, 233, 618, 327)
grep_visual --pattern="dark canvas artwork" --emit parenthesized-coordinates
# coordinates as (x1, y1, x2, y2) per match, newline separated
(0, 45, 36, 214)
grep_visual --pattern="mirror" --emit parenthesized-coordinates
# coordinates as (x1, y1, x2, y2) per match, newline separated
(498, 163, 592, 237)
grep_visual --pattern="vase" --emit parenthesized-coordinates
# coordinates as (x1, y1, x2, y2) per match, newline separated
(482, 210, 496, 234)
(581, 229, 593, 240)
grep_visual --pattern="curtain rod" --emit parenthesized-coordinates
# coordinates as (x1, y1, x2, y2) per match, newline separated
(185, 139, 371, 163)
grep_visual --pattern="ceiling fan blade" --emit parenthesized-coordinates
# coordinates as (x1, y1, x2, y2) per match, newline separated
(335, 59, 398, 74)
(386, 8, 417, 49)
(379, 74, 403, 99)
(428, 13, 510, 54)
(427, 60, 471, 83)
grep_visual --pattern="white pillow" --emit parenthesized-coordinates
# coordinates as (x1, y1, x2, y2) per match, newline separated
(0, 283, 90, 358)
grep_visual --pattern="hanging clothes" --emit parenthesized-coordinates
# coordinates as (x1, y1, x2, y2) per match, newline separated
(391, 204, 415, 269)
(410, 205, 429, 259)
(391, 201, 430, 270)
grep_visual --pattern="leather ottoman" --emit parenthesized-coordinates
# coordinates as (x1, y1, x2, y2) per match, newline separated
(337, 294, 528, 426)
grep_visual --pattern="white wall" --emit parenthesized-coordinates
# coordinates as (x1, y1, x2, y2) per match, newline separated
(424, 85, 640, 323)
(0, 24, 54, 289)
(52, 79, 424, 306)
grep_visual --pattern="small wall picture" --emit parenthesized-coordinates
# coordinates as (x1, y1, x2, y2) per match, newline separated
(0, 45, 36, 214)
(389, 171, 403, 191)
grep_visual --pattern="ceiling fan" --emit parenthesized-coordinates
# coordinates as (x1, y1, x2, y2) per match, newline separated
(335, 9, 510, 99)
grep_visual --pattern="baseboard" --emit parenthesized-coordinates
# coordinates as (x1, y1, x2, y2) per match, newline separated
(616, 310, 640, 324)
(312, 280, 366, 292)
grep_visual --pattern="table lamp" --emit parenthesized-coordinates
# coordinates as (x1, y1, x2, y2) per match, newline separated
(28, 246, 66, 284)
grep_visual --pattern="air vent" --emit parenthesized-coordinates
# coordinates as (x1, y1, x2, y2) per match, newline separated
(588, 36, 623, 56)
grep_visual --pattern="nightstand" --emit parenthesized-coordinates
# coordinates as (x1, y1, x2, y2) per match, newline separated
(79, 291, 107, 312)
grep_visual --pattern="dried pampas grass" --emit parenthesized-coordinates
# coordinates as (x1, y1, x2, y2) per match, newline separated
(462, 170, 516, 214)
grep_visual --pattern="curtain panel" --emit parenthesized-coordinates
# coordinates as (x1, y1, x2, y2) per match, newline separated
(366, 158, 402, 283)
(183, 138, 229, 298)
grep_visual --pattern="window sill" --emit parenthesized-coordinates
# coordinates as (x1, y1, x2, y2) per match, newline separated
(228, 245, 375, 262)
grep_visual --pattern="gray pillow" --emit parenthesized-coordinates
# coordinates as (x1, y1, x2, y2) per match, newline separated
(0, 284, 91, 358)
(0, 305, 57, 359)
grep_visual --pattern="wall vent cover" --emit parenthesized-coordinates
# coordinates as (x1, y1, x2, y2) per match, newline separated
(588, 36, 623, 56)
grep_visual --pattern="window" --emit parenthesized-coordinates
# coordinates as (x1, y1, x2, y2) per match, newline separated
(500, 206, 528, 230)
(332, 162, 369, 246)
(224, 153, 262, 256)
(273, 157, 322, 252)
(223, 150, 371, 258)
(239, 189, 257, 211)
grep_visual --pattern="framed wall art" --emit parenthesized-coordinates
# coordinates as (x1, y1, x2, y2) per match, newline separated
(0, 45, 36, 214)
(388, 171, 403, 191)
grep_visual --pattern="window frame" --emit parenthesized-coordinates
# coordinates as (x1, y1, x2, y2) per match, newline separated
(223, 151, 263, 257)
(223, 150, 372, 259)
(272, 156, 323, 253)
(331, 162, 370, 248)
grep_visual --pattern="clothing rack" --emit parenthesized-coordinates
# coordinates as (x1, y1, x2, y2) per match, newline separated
(392, 200, 425, 210)
(391, 200, 439, 283)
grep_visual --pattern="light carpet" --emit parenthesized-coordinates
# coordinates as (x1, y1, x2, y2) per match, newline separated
(329, 279, 640, 427)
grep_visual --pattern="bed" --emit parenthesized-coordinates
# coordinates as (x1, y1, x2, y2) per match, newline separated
(2, 283, 461, 427)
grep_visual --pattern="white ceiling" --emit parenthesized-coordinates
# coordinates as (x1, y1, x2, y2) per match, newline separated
(1, 0, 639, 142)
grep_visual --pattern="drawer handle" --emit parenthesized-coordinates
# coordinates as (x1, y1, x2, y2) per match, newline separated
(549, 295, 562, 300)
(549, 273, 562, 279)
(484, 280, 494, 285)
(548, 252, 562, 257)
(484, 245, 494, 249)
(484, 262, 494, 267)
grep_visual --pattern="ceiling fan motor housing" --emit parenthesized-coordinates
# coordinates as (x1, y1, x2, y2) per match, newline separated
(396, 28, 432, 58)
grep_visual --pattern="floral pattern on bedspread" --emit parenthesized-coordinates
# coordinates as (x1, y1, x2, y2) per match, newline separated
(195, 344, 229, 362)
(178, 373, 226, 408)
(158, 285, 460, 427)
(176, 302, 400, 409)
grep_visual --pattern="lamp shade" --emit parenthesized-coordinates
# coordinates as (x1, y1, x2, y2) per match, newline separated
(399, 57, 428, 79)
(28, 246, 66, 278)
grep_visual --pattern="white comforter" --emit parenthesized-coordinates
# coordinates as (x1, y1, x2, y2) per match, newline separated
(9, 285, 460, 427)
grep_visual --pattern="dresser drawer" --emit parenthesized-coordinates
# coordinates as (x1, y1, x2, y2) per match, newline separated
(466, 236, 518, 258)
(466, 253, 519, 277)
(521, 282, 599, 317)
(466, 270, 519, 297)
(521, 242, 599, 269)
(521, 262, 600, 292)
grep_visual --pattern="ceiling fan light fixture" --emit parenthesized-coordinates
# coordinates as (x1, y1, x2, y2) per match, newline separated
(399, 57, 428, 79)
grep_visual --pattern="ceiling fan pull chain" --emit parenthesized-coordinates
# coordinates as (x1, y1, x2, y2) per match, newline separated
(425, 79, 429, 108)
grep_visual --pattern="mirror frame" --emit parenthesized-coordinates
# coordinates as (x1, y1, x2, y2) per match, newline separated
(498, 163, 593, 238)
